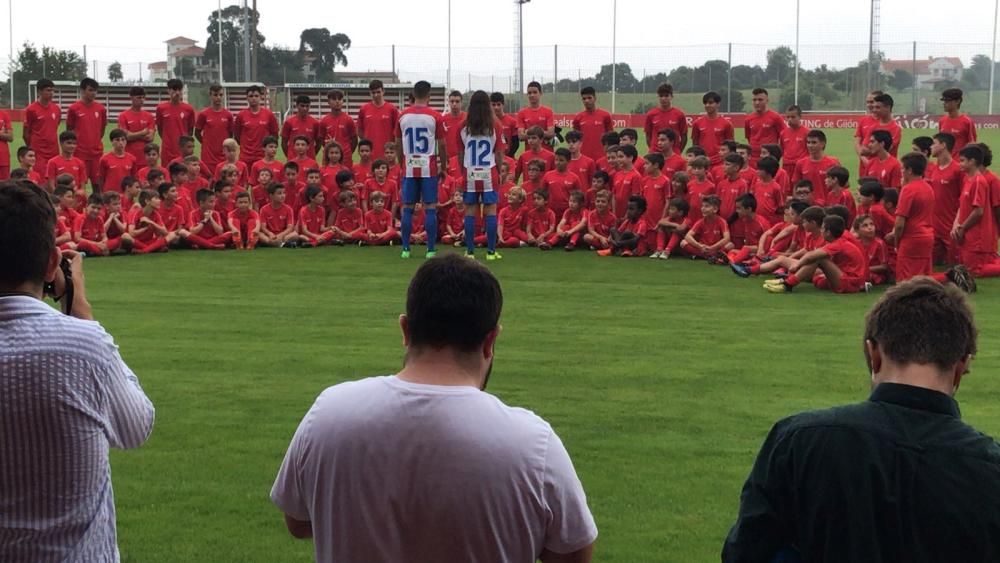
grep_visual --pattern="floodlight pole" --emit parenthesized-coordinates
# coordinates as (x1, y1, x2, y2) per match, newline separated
(8, 0, 13, 108)
(611, 0, 617, 113)
(991, 0, 998, 114)
(447, 0, 452, 91)
(794, 0, 800, 104)
(217, 0, 224, 83)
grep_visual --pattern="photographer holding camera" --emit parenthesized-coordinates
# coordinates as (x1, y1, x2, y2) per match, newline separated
(0, 180, 155, 562)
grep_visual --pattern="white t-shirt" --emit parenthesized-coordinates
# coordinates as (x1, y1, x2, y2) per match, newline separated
(271, 375, 597, 563)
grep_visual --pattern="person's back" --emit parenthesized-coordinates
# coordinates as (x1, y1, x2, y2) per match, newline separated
(272, 254, 596, 563)
(276, 375, 588, 562)
(724, 278, 1000, 563)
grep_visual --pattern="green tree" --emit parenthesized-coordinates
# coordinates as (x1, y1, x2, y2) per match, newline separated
(8, 42, 86, 105)
(766, 46, 795, 86)
(718, 88, 744, 112)
(969, 54, 994, 89)
(814, 81, 838, 106)
(780, 89, 813, 111)
(257, 46, 305, 85)
(107, 61, 123, 82)
(299, 28, 351, 82)
(593, 63, 637, 93)
(205, 5, 265, 82)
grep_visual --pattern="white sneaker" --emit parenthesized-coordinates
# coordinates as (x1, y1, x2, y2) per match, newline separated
(649, 251, 662, 259)
(519, 241, 528, 248)
(658, 252, 671, 260)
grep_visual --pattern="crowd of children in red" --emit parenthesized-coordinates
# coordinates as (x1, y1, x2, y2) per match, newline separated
(1, 77, 988, 294)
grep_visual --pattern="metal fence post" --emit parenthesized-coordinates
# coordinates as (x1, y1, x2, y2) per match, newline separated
(554, 45, 558, 112)
(727, 43, 732, 112)
(912, 41, 917, 113)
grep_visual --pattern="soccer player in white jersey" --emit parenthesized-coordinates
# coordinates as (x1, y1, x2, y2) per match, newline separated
(457, 90, 504, 260)
(395, 81, 447, 259)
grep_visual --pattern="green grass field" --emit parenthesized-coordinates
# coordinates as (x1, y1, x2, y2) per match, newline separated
(89, 248, 1000, 563)
(12, 121, 1000, 561)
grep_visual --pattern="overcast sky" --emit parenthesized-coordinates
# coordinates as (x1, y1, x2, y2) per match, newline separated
(4, 0, 999, 83)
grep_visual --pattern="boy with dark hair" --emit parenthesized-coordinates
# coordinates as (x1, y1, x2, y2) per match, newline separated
(887, 152, 935, 281)
(364, 160, 395, 215)
(731, 204, 824, 277)
(572, 87, 614, 160)
(16, 147, 44, 184)
(357, 80, 400, 160)
(234, 85, 280, 165)
(288, 136, 320, 175)
(521, 159, 545, 199)
(650, 197, 690, 259)
(745, 88, 786, 166)
(541, 147, 584, 218)
(128, 189, 173, 253)
(618, 129, 646, 172)
(0, 96, 9, 180)
(858, 182, 896, 238)
(46, 131, 88, 193)
(491, 92, 520, 157)
(364, 191, 397, 245)
(525, 190, 556, 246)
(779, 104, 808, 175)
(227, 191, 260, 249)
(298, 186, 336, 246)
(855, 215, 891, 284)
(137, 143, 162, 188)
(66, 78, 107, 188)
(824, 165, 856, 224)
(156, 183, 190, 248)
(281, 161, 306, 210)
(725, 193, 771, 263)
(331, 190, 367, 244)
(23, 77, 62, 175)
(754, 156, 785, 225)
(686, 156, 716, 223)
(791, 129, 840, 205)
(865, 130, 902, 188)
(656, 129, 688, 179)
(442, 90, 466, 158)
(692, 91, 735, 166)
(717, 153, 750, 220)
(320, 89, 358, 164)
(856, 93, 902, 175)
(911, 136, 933, 157)
(396, 81, 446, 258)
(117, 86, 155, 164)
(155, 78, 195, 165)
(598, 195, 651, 257)
(72, 193, 111, 256)
(929, 132, 964, 264)
(517, 81, 556, 151)
(195, 84, 234, 174)
(564, 130, 596, 189)
(759, 144, 790, 193)
(282, 94, 321, 158)
(250, 136, 284, 183)
(939, 88, 976, 155)
(611, 145, 643, 219)
(645, 83, 687, 152)
(641, 153, 669, 230)
(681, 194, 730, 261)
(98, 129, 137, 194)
(258, 184, 301, 247)
(186, 188, 232, 250)
(515, 127, 555, 182)
(765, 215, 868, 293)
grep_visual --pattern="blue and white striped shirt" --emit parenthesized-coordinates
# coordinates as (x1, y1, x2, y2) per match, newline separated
(0, 295, 155, 563)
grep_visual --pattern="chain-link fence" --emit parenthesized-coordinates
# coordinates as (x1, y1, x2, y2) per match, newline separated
(7, 41, 998, 114)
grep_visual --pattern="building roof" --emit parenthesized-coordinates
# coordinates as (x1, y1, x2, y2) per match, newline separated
(148, 61, 168, 70)
(173, 46, 206, 58)
(164, 36, 198, 45)
(881, 57, 963, 75)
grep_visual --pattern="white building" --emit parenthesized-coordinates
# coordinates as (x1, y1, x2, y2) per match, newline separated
(880, 57, 964, 89)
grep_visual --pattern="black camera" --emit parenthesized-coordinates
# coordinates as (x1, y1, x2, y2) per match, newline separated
(42, 257, 75, 315)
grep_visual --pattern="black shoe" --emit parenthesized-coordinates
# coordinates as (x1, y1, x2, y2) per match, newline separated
(730, 262, 751, 278)
(330, 239, 345, 246)
(947, 265, 977, 293)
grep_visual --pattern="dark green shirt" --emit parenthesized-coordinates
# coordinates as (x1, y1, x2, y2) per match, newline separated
(723, 382, 1000, 563)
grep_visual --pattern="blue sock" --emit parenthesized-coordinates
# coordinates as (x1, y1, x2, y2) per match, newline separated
(486, 214, 498, 253)
(464, 215, 476, 254)
(425, 208, 437, 251)
(401, 207, 413, 251)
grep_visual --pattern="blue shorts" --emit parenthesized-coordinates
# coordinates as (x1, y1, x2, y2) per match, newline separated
(401, 176, 439, 205)
(463, 191, 499, 205)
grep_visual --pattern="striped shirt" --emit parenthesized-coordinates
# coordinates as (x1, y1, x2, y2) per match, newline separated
(0, 295, 155, 562)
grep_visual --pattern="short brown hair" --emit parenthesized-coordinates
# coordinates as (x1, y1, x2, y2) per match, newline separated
(865, 278, 977, 371)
